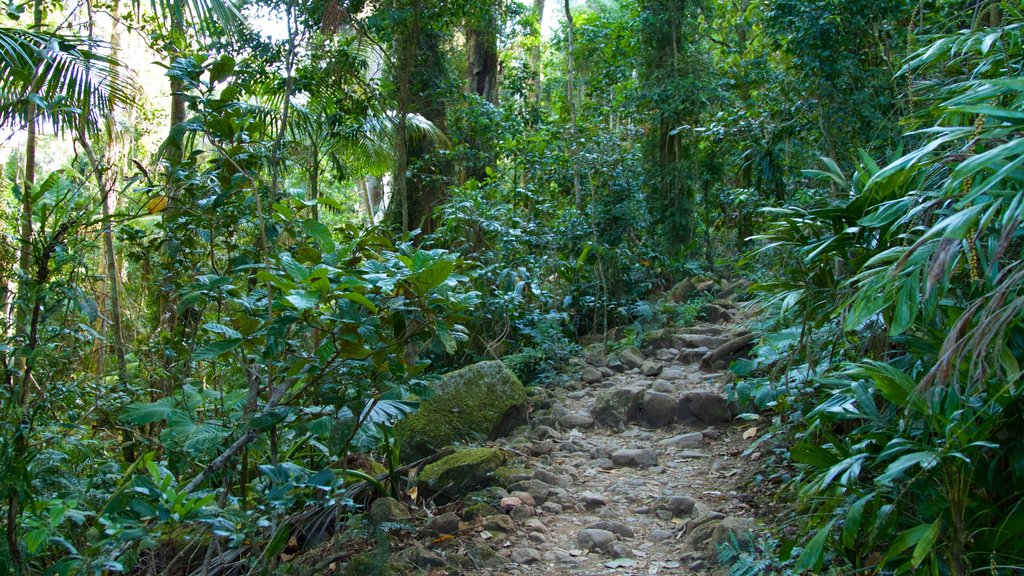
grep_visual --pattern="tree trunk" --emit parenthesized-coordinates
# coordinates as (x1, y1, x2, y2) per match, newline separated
(465, 7, 500, 182)
(564, 0, 582, 212)
(532, 0, 545, 103)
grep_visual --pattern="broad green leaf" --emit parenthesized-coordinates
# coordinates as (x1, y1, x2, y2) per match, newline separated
(193, 338, 243, 361)
(795, 519, 835, 572)
(842, 493, 874, 549)
(285, 290, 320, 311)
(338, 292, 378, 314)
(409, 256, 455, 293)
(912, 519, 941, 568)
(203, 322, 241, 339)
(278, 253, 310, 282)
(877, 451, 942, 485)
(302, 219, 336, 252)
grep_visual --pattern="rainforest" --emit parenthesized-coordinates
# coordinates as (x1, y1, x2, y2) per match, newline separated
(0, 0, 1022, 574)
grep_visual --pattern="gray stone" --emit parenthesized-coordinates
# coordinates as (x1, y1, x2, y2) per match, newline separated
(676, 347, 711, 363)
(423, 511, 460, 535)
(611, 448, 658, 468)
(702, 303, 734, 323)
(508, 479, 557, 504)
(510, 491, 536, 507)
(618, 346, 645, 369)
(655, 348, 676, 361)
(581, 491, 607, 508)
(593, 386, 645, 427)
(581, 366, 604, 384)
(510, 548, 542, 564)
(641, 391, 677, 427)
(585, 349, 607, 367)
(677, 334, 729, 349)
(483, 514, 516, 533)
(641, 360, 663, 377)
(577, 528, 617, 553)
(369, 497, 409, 522)
(665, 495, 696, 516)
(465, 542, 500, 568)
(540, 502, 563, 514)
(606, 354, 626, 372)
(533, 468, 563, 486)
(650, 379, 677, 394)
(610, 542, 633, 558)
(598, 366, 615, 377)
(403, 547, 446, 568)
(660, 366, 687, 380)
(677, 390, 732, 425)
(588, 520, 634, 538)
(656, 432, 704, 449)
(560, 410, 595, 429)
(649, 529, 672, 542)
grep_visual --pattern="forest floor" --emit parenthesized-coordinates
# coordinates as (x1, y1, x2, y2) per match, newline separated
(293, 299, 769, 576)
(475, 309, 765, 575)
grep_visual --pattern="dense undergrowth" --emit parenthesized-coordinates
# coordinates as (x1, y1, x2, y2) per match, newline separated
(728, 13, 1024, 574)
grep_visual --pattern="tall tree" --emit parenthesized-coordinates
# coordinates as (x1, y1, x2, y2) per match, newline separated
(638, 0, 707, 249)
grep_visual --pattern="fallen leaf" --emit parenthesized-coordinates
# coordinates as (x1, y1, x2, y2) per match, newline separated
(743, 427, 758, 439)
(408, 486, 418, 501)
(431, 534, 456, 545)
(146, 196, 169, 214)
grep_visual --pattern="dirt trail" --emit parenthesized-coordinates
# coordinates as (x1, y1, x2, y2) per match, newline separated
(473, 317, 762, 575)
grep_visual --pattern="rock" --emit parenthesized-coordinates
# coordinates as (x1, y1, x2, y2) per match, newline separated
(709, 517, 756, 554)
(593, 386, 644, 427)
(641, 391, 677, 427)
(650, 379, 676, 394)
(701, 303, 734, 323)
(649, 529, 672, 542)
(492, 466, 533, 488)
(598, 366, 615, 377)
(529, 440, 556, 455)
(508, 492, 535, 507)
(618, 346, 646, 369)
(508, 479, 558, 504)
(530, 425, 560, 440)
(664, 495, 696, 516)
(676, 347, 711, 363)
(532, 468, 564, 486)
(398, 361, 527, 460)
(655, 348, 676, 361)
(677, 334, 729, 349)
(610, 542, 633, 558)
(677, 390, 732, 425)
(461, 503, 497, 521)
(581, 491, 607, 508)
(640, 360, 662, 376)
(400, 547, 446, 569)
(581, 366, 604, 384)
(423, 512, 460, 535)
(606, 354, 626, 372)
(418, 448, 506, 500)
(540, 502, 563, 514)
(483, 514, 516, 533)
(465, 542, 500, 568)
(577, 528, 617, 554)
(560, 410, 595, 429)
(660, 366, 687, 380)
(369, 497, 409, 523)
(696, 279, 717, 293)
(668, 278, 697, 302)
(588, 520, 634, 538)
(585, 349, 607, 367)
(510, 548, 542, 564)
(611, 448, 658, 468)
(511, 504, 536, 522)
(657, 432, 704, 449)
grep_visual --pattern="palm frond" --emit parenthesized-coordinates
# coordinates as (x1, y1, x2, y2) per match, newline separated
(0, 28, 138, 133)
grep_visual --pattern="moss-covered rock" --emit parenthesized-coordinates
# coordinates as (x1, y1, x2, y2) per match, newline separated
(491, 466, 533, 488)
(398, 361, 527, 460)
(419, 447, 506, 500)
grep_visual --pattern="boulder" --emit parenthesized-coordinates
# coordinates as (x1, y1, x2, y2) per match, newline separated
(560, 410, 596, 429)
(588, 520, 634, 538)
(577, 528, 617, 554)
(701, 303, 734, 324)
(581, 366, 604, 384)
(418, 448, 506, 499)
(656, 432, 704, 449)
(593, 386, 644, 427)
(709, 516, 757, 555)
(677, 390, 732, 425)
(611, 448, 658, 468)
(617, 346, 646, 369)
(641, 391, 677, 428)
(422, 512, 461, 536)
(677, 334, 730, 349)
(369, 497, 409, 523)
(677, 346, 711, 363)
(398, 361, 526, 460)
(640, 360, 663, 376)
(606, 354, 626, 373)
(584, 348, 607, 367)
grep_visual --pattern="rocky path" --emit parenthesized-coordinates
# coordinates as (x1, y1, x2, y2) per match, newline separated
(439, 317, 762, 575)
